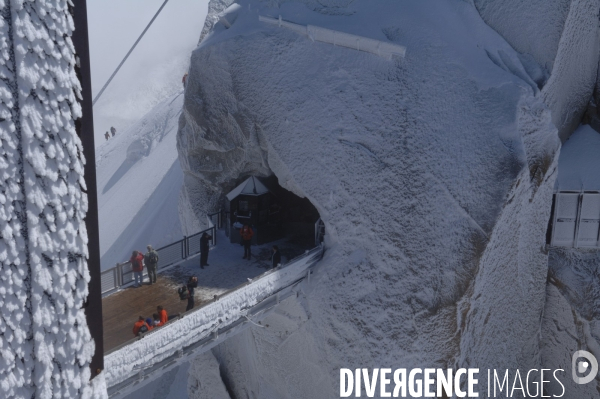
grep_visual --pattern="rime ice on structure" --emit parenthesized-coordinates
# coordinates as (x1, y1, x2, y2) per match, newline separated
(0, 1, 99, 398)
(0, 1, 35, 398)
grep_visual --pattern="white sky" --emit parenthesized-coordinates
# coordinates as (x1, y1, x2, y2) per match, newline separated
(87, 0, 209, 140)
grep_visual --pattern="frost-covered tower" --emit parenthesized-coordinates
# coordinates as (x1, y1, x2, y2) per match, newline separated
(0, 0, 98, 397)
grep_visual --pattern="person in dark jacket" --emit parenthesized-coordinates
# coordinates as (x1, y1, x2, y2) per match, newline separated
(144, 245, 159, 284)
(240, 224, 254, 260)
(104, 131, 110, 141)
(186, 276, 198, 311)
(130, 250, 144, 287)
(145, 318, 154, 331)
(271, 245, 281, 269)
(200, 232, 212, 269)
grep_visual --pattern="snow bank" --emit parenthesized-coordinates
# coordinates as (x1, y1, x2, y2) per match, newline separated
(177, 0, 561, 396)
(187, 352, 231, 399)
(96, 93, 185, 270)
(541, 284, 599, 398)
(475, 0, 600, 141)
(0, 1, 100, 397)
(556, 124, 600, 190)
(474, 0, 571, 73)
(120, 362, 194, 399)
(542, 248, 600, 397)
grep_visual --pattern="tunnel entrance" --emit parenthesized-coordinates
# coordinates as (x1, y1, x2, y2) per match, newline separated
(224, 175, 321, 248)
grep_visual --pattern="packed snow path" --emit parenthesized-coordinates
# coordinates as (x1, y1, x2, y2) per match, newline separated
(103, 233, 323, 398)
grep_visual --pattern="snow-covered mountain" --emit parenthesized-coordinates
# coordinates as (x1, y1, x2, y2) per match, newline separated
(171, 0, 600, 397)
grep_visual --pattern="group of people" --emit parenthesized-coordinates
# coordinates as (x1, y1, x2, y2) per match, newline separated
(129, 245, 160, 287)
(128, 227, 283, 336)
(104, 126, 117, 141)
(132, 305, 177, 336)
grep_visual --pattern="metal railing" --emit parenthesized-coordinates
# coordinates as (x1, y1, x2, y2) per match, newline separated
(101, 223, 218, 297)
(259, 15, 406, 59)
(207, 209, 224, 229)
(550, 191, 600, 248)
(315, 218, 325, 246)
(104, 243, 324, 397)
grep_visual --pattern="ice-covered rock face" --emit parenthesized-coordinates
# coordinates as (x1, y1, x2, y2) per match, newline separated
(177, 0, 566, 396)
(474, 0, 600, 141)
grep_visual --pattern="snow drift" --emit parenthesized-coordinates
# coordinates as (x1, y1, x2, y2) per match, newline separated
(474, 0, 600, 141)
(172, 0, 581, 396)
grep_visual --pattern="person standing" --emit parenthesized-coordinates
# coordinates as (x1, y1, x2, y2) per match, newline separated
(200, 232, 212, 269)
(144, 245, 159, 285)
(271, 245, 281, 269)
(186, 276, 198, 311)
(240, 224, 254, 260)
(182, 73, 188, 88)
(110, 126, 116, 136)
(104, 131, 110, 141)
(130, 250, 144, 287)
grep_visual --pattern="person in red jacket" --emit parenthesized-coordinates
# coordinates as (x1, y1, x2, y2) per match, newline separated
(240, 224, 254, 260)
(130, 250, 144, 287)
(132, 316, 149, 336)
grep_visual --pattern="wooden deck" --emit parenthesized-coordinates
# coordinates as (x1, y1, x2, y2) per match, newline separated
(102, 275, 192, 352)
(101, 232, 310, 353)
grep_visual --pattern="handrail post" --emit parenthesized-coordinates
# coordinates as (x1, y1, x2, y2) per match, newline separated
(116, 263, 122, 287)
(183, 236, 187, 259)
(574, 191, 583, 248)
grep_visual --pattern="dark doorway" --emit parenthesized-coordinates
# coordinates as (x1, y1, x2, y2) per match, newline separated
(225, 175, 320, 248)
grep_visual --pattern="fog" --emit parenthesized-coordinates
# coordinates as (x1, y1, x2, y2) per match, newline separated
(87, 0, 209, 143)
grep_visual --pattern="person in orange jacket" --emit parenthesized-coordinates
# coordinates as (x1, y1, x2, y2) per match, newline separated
(157, 306, 168, 327)
(132, 316, 150, 336)
(240, 224, 254, 260)
(130, 250, 144, 287)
